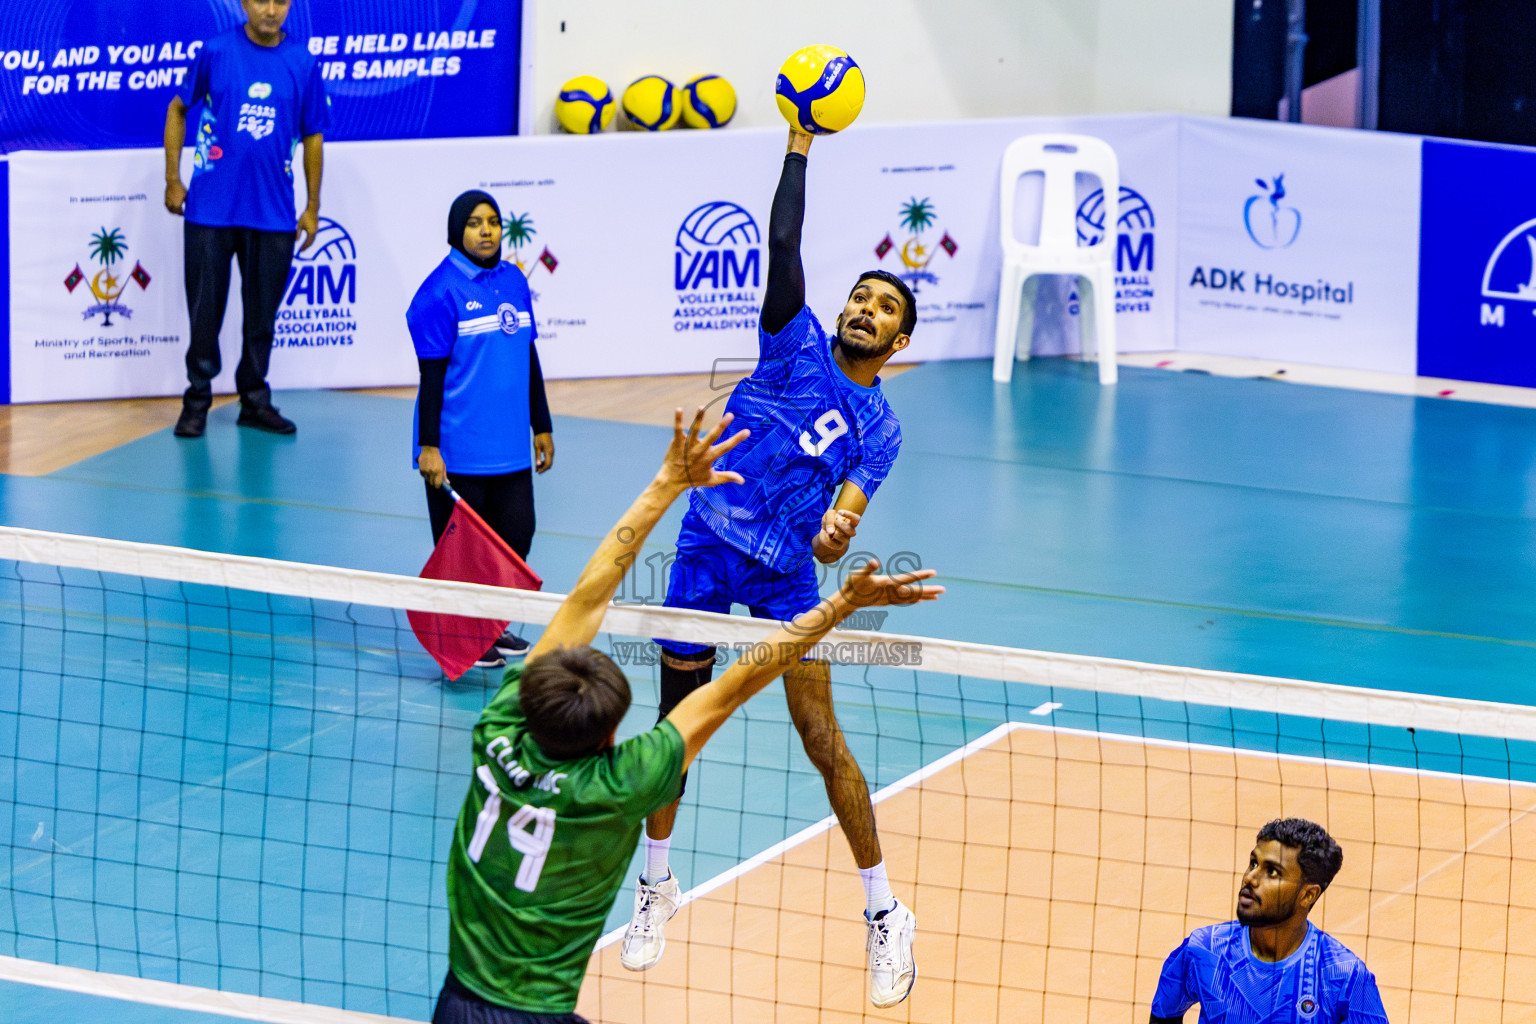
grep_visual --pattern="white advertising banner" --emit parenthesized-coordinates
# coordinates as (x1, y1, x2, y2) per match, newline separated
(8, 150, 195, 403)
(8, 113, 1183, 401)
(1175, 116, 1422, 374)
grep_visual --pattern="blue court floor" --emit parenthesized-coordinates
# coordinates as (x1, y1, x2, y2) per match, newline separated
(4, 357, 1536, 1021)
(4, 357, 1534, 701)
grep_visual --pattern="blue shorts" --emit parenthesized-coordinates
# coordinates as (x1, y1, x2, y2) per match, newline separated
(656, 517, 820, 658)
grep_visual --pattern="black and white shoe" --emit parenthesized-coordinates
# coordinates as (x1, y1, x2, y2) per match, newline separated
(472, 650, 507, 669)
(493, 629, 530, 659)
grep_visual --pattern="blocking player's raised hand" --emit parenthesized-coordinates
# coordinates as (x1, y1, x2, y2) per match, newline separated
(531, 409, 748, 660)
(838, 558, 943, 609)
(655, 406, 750, 494)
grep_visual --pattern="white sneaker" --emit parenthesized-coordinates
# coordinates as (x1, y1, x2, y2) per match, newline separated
(619, 873, 680, 971)
(865, 899, 916, 1007)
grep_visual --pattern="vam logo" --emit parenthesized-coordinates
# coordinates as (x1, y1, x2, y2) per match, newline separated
(1477, 216, 1536, 327)
(1076, 186, 1155, 272)
(286, 217, 355, 304)
(1244, 174, 1301, 249)
(1075, 186, 1156, 315)
(278, 217, 357, 348)
(675, 201, 760, 292)
(248, 81, 272, 99)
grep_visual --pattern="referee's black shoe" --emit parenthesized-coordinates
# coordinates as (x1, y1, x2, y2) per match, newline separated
(173, 405, 206, 438)
(237, 403, 297, 434)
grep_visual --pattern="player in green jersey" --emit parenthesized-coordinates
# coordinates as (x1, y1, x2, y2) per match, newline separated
(434, 408, 943, 1023)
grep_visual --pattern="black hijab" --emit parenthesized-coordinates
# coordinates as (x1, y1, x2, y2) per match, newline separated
(448, 189, 502, 269)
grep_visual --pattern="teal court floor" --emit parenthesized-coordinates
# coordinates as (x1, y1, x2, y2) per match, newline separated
(4, 357, 1536, 1021)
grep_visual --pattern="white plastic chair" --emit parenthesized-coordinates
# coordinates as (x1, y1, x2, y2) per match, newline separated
(993, 134, 1119, 385)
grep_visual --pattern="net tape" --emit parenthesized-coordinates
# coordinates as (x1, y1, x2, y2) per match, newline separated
(3, 524, 1532, 743)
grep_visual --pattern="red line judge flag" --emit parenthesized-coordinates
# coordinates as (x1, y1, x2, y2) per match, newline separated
(408, 492, 543, 679)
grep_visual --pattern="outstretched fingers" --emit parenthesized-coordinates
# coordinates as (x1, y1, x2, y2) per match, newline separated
(842, 559, 943, 606)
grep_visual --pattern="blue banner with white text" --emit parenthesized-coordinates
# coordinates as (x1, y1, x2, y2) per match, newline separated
(0, 0, 521, 153)
(1418, 138, 1536, 387)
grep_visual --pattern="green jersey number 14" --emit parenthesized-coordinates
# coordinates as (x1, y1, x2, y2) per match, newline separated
(467, 763, 556, 891)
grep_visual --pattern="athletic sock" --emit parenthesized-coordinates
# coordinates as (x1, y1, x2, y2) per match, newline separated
(858, 861, 896, 918)
(642, 834, 672, 886)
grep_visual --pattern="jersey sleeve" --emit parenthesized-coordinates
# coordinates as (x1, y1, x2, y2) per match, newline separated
(178, 43, 211, 107)
(1149, 938, 1197, 1022)
(846, 415, 901, 498)
(1342, 966, 1391, 1023)
(406, 278, 455, 360)
(612, 721, 685, 821)
(299, 57, 331, 135)
(755, 304, 818, 370)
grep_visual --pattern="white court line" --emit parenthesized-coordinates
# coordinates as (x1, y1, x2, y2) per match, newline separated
(0, 954, 418, 1024)
(594, 720, 1020, 950)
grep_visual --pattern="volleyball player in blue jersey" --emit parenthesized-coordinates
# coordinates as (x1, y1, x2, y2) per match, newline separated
(1151, 819, 1389, 1024)
(621, 128, 920, 1008)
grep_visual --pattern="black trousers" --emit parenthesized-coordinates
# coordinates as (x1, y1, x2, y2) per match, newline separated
(431, 971, 589, 1024)
(427, 469, 536, 559)
(182, 221, 294, 412)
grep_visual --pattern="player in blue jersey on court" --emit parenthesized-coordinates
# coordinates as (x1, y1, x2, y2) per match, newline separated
(1151, 818, 1389, 1024)
(621, 126, 921, 1008)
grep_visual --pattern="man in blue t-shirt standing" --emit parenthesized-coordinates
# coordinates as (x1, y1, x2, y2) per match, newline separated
(1151, 818, 1390, 1024)
(622, 127, 922, 1010)
(163, 0, 329, 438)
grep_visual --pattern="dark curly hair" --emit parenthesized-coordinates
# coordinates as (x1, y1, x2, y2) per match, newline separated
(1256, 818, 1344, 891)
(519, 645, 631, 760)
(850, 270, 918, 337)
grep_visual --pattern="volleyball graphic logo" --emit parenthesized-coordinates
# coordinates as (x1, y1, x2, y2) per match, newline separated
(681, 74, 736, 129)
(622, 75, 681, 131)
(775, 45, 865, 135)
(555, 76, 614, 134)
(1076, 185, 1156, 272)
(293, 218, 356, 262)
(675, 201, 761, 292)
(676, 202, 760, 255)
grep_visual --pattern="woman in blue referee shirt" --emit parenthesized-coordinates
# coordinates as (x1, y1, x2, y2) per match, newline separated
(408, 190, 554, 667)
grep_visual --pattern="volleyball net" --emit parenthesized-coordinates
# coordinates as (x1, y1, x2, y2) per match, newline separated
(2, 526, 1534, 1022)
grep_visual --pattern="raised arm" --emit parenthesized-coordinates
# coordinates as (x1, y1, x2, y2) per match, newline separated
(527, 409, 748, 660)
(760, 130, 813, 337)
(665, 559, 941, 767)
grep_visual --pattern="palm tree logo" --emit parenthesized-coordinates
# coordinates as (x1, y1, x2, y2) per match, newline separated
(502, 212, 536, 271)
(872, 197, 956, 293)
(502, 211, 560, 281)
(899, 197, 936, 272)
(66, 226, 150, 325)
(86, 227, 129, 325)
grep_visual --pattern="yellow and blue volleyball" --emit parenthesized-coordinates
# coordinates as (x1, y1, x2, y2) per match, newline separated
(621, 75, 681, 131)
(554, 75, 614, 134)
(681, 74, 736, 129)
(775, 45, 865, 135)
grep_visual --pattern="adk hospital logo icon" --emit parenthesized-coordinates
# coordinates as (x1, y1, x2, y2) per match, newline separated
(673, 201, 761, 332)
(63, 226, 151, 325)
(1244, 174, 1301, 249)
(1477, 216, 1536, 327)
